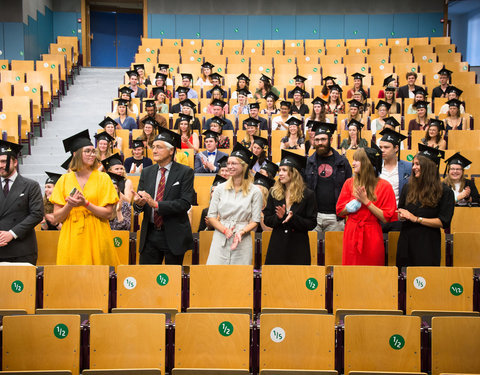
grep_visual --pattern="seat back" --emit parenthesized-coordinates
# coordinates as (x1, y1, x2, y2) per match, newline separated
(261, 231, 318, 266)
(0, 112, 21, 143)
(324, 231, 344, 266)
(36, 230, 60, 265)
(0, 265, 36, 314)
(2, 96, 32, 140)
(450, 207, 480, 233)
(452, 232, 480, 267)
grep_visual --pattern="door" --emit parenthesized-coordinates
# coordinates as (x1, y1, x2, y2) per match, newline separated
(90, 11, 142, 67)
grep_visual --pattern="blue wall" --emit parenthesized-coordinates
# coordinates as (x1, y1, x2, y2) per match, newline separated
(451, 7, 480, 66)
(148, 13, 443, 40)
(0, 23, 25, 60)
(24, 7, 54, 60)
(53, 11, 82, 51)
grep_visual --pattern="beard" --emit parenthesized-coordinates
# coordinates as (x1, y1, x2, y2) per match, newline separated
(315, 140, 331, 156)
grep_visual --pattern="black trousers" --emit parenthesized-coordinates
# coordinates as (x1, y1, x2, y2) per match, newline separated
(1, 253, 37, 265)
(139, 224, 184, 265)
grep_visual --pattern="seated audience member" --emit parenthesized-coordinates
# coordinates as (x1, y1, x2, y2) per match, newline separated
(408, 101, 430, 131)
(325, 84, 345, 115)
(346, 72, 366, 99)
(288, 75, 311, 98)
(124, 138, 153, 173)
(248, 102, 268, 130)
(203, 99, 234, 130)
(371, 100, 391, 137)
(116, 86, 138, 115)
(171, 86, 190, 113)
(113, 99, 137, 131)
(262, 91, 280, 116)
(151, 87, 169, 113)
(377, 74, 398, 99)
(141, 99, 168, 129)
(126, 69, 146, 99)
(439, 86, 465, 114)
(94, 131, 115, 171)
(251, 136, 269, 173)
(40, 172, 63, 231)
(102, 153, 133, 203)
(320, 76, 336, 100)
(173, 99, 201, 131)
(175, 73, 198, 99)
(383, 86, 401, 114)
(194, 130, 228, 173)
(271, 101, 293, 130)
(133, 63, 151, 86)
(254, 74, 280, 100)
(150, 72, 172, 99)
(231, 73, 253, 99)
(241, 117, 262, 149)
(280, 117, 305, 150)
(108, 172, 132, 231)
(99, 116, 123, 151)
(421, 119, 447, 150)
(340, 119, 368, 154)
(259, 159, 279, 179)
(253, 171, 275, 232)
(443, 152, 480, 206)
(196, 61, 214, 88)
(290, 87, 310, 116)
(216, 155, 229, 179)
(341, 99, 364, 130)
(157, 63, 174, 86)
(231, 88, 251, 116)
(432, 67, 453, 99)
(406, 87, 432, 115)
(138, 117, 159, 152)
(397, 71, 422, 99)
(352, 89, 370, 120)
(208, 116, 230, 149)
(309, 97, 329, 124)
(205, 86, 229, 114)
(444, 99, 467, 130)
(178, 113, 200, 153)
(206, 74, 228, 99)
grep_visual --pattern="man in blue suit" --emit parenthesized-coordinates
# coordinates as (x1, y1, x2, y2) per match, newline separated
(378, 128, 412, 232)
(194, 130, 228, 173)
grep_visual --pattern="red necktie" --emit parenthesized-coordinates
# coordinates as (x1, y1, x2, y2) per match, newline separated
(154, 167, 166, 228)
(3, 178, 10, 197)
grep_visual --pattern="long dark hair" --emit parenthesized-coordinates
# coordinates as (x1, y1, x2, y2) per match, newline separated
(406, 155, 443, 207)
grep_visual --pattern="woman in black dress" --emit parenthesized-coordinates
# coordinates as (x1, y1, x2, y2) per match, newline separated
(263, 150, 317, 265)
(396, 144, 455, 267)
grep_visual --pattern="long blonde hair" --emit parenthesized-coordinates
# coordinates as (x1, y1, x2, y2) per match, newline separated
(243, 126, 260, 144)
(353, 148, 378, 201)
(70, 147, 99, 172)
(444, 164, 466, 192)
(225, 158, 254, 196)
(271, 166, 305, 204)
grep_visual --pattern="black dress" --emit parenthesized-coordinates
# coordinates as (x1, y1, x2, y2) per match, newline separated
(396, 183, 455, 267)
(263, 187, 317, 265)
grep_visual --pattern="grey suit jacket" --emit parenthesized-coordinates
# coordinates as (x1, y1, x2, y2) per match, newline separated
(136, 161, 194, 255)
(0, 174, 44, 259)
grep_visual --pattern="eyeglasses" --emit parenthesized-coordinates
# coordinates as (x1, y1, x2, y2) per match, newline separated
(83, 149, 96, 155)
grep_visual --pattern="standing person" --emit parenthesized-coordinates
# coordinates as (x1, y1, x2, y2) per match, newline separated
(396, 144, 455, 267)
(124, 139, 153, 174)
(443, 152, 480, 206)
(206, 143, 263, 265)
(51, 130, 120, 265)
(306, 122, 352, 232)
(263, 150, 317, 265)
(0, 141, 44, 264)
(378, 128, 411, 232)
(194, 130, 228, 173)
(133, 127, 194, 265)
(432, 67, 452, 99)
(40, 172, 63, 231)
(336, 144, 397, 265)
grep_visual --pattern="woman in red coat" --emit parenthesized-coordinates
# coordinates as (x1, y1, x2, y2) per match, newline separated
(336, 144, 397, 265)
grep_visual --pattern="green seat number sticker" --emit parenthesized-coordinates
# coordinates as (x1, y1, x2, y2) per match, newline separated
(389, 334, 405, 350)
(113, 237, 122, 247)
(306, 277, 318, 290)
(450, 283, 463, 296)
(1, 65, 6, 69)
(156, 273, 169, 286)
(219, 321, 233, 336)
(406, 154, 414, 161)
(147, 58, 151, 62)
(54, 323, 69, 339)
(11, 280, 24, 293)
(151, 50, 155, 54)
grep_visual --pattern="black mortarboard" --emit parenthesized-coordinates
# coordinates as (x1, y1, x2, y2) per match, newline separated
(383, 116, 401, 128)
(202, 130, 219, 141)
(209, 85, 226, 96)
(126, 70, 139, 78)
(264, 91, 279, 101)
(181, 73, 193, 81)
(293, 75, 307, 83)
(115, 98, 130, 107)
(385, 86, 397, 92)
(365, 141, 383, 177)
(347, 119, 364, 131)
(45, 171, 62, 185)
(99, 116, 117, 128)
(133, 64, 145, 71)
(201, 62, 214, 69)
(311, 97, 327, 106)
(155, 72, 168, 81)
(237, 88, 251, 97)
(253, 172, 275, 190)
(446, 99, 462, 108)
(94, 131, 115, 143)
(291, 87, 307, 97)
(249, 102, 260, 110)
(260, 159, 279, 178)
(438, 67, 453, 76)
(101, 153, 123, 171)
(212, 174, 227, 187)
(417, 143, 445, 166)
(412, 100, 429, 110)
(383, 75, 396, 87)
(285, 117, 303, 127)
(428, 119, 445, 131)
(379, 128, 407, 146)
(0, 140, 22, 158)
(180, 98, 196, 109)
(209, 72, 223, 81)
(151, 87, 165, 97)
(445, 86, 463, 97)
(312, 122, 336, 137)
(305, 120, 320, 129)
(230, 142, 257, 168)
(61, 155, 73, 171)
(178, 113, 193, 122)
(329, 84, 343, 93)
(348, 99, 363, 108)
(176, 86, 190, 94)
(211, 99, 227, 107)
(118, 86, 134, 95)
(323, 76, 336, 83)
(107, 171, 125, 187)
(413, 87, 428, 97)
(375, 100, 391, 110)
(154, 127, 182, 148)
(237, 73, 250, 82)
(253, 135, 268, 149)
(445, 152, 471, 169)
(243, 117, 261, 127)
(280, 149, 307, 172)
(63, 129, 92, 153)
(280, 100, 292, 108)
(217, 155, 229, 168)
(141, 116, 160, 128)
(144, 99, 156, 108)
(260, 74, 272, 82)
(210, 116, 227, 127)
(351, 72, 365, 80)
(132, 139, 144, 149)
(158, 63, 169, 70)
(356, 88, 368, 99)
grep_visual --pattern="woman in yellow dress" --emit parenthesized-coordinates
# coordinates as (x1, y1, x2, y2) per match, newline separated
(51, 129, 120, 265)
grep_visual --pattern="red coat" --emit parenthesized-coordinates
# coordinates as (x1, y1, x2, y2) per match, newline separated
(336, 178, 397, 265)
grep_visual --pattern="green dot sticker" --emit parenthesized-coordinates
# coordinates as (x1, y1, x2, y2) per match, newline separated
(234, 28, 239, 33)
(337, 43, 341, 47)
(313, 68, 318, 72)
(334, 59, 338, 64)
(313, 29, 318, 34)
(54, 324, 69, 339)
(381, 59, 386, 63)
(113, 237, 122, 247)
(219, 321, 234, 336)
(391, 32, 395, 36)
(169, 67, 174, 72)
(266, 68, 271, 73)
(276, 50, 280, 54)
(354, 30, 358, 35)
(317, 49, 322, 53)
(196, 32, 200, 37)
(217, 68, 222, 72)
(463, 66, 467, 70)
(448, 49, 452, 53)
(411, 67, 416, 72)
(287, 58, 292, 63)
(450, 283, 463, 296)
(289, 79, 294, 84)
(32, 88, 37, 93)
(156, 273, 169, 286)
(362, 49, 366, 53)
(72, 29, 76, 35)
(160, 31, 164, 35)
(404, 48, 409, 52)
(257, 42, 261, 47)
(275, 28, 279, 33)
(389, 334, 405, 350)
(174, 42, 178, 46)
(197, 57, 201, 62)
(432, 28, 436, 33)
(193, 49, 198, 54)
(216, 42, 220, 46)
(62, 48, 66, 52)
(1, 64, 6, 69)
(20, 51, 24, 56)
(241, 58, 245, 62)
(15, 76, 20, 81)
(235, 50, 239, 55)
(428, 59, 433, 63)
(361, 67, 366, 71)
(151, 50, 155, 54)
(146, 58, 151, 62)
(380, 43, 384, 47)
(306, 277, 318, 290)
(11, 280, 24, 293)
(51, 64, 55, 69)
(406, 154, 414, 162)
(270, 327, 285, 343)
(296, 42, 300, 47)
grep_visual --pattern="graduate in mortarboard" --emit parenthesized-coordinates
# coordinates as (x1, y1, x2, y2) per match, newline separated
(174, 73, 198, 99)
(444, 99, 466, 130)
(346, 72, 366, 99)
(196, 61, 214, 88)
(432, 67, 453, 99)
(421, 119, 446, 150)
(443, 152, 479, 206)
(126, 69, 147, 99)
(254, 74, 281, 101)
(231, 73, 253, 99)
(41, 172, 63, 231)
(124, 138, 153, 174)
(287, 75, 311, 99)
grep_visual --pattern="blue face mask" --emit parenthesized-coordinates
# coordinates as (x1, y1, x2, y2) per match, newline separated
(346, 199, 362, 213)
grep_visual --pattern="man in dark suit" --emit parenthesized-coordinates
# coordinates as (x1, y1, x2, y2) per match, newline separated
(127, 70, 146, 99)
(170, 87, 189, 114)
(397, 72, 423, 99)
(248, 103, 269, 130)
(194, 130, 229, 173)
(203, 99, 234, 130)
(133, 128, 194, 265)
(0, 140, 44, 264)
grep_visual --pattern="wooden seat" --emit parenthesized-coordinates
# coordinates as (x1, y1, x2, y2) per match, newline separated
(332, 266, 400, 323)
(89, 313, 165, 372)
(261, 265, 326, 313)
(0, 112, 22, 143)
(0, 59, 9, 69)
(11, 60, 35, 71)
(194, 175, 215, 206)
(0, 264, 36, 315)
(2, 96, 33, 140)
(452, 232, 480, 267)
(113, 265, 181, 319)
(191, 205, 207, 233)
(406, 266, 477, 316)
(172, 313, 250, 374)
(431, 316, 480, 375)
(36, 230, 60, 265)
(13, 82, 43, 123)
(188, 265, 253, 315)
(57, 36, 80, 66)
(259, 314, 336, 373)
(2, 314, 80, 375)
(0, 70, 25, 83)
(38, 265, 110, 315)
(111, 230, 130, 266)
(324, 231, 344, 266)
(367, 39, 387, 48)
(388, 38, 408, 46)
(261, 231, 318, 266)
(344, 315, 421, 375)
(42, 53, 68, 84)
(430, 36, 451, 46)
(198, 230, 214, 264)
(450, 207, 480, 233)
(50, 43, 74, 76)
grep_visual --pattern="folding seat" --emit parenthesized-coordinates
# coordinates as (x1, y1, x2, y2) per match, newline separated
(36, 230, 60, 265)
(452, 233, 480, 267)
(324, 231, 344, 266)
(0, 112, 21, 143)
(0, 264, 36, 315)
(2, 96, 33, 141)
(430, 36, 451, 46)
(409, 37, 430, 47)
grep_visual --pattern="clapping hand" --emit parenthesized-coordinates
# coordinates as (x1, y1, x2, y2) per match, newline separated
(354, 186, 368, 205)
(275, 204, 286, 219)
(66, 190, 83, 207)
(132, 190, 147, 207)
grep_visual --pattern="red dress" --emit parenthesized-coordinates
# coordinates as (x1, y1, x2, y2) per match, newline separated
(336, 178, 397, 265)
(181, 135, 193, 149)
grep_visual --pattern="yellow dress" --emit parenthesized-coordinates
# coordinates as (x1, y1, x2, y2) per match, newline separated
(50, 169, 120, 265)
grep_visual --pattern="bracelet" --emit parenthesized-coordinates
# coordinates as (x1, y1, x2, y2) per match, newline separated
(366, 201, 372, 207)
(223, 228, 228, 235)
(85, 201, 90, 208)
